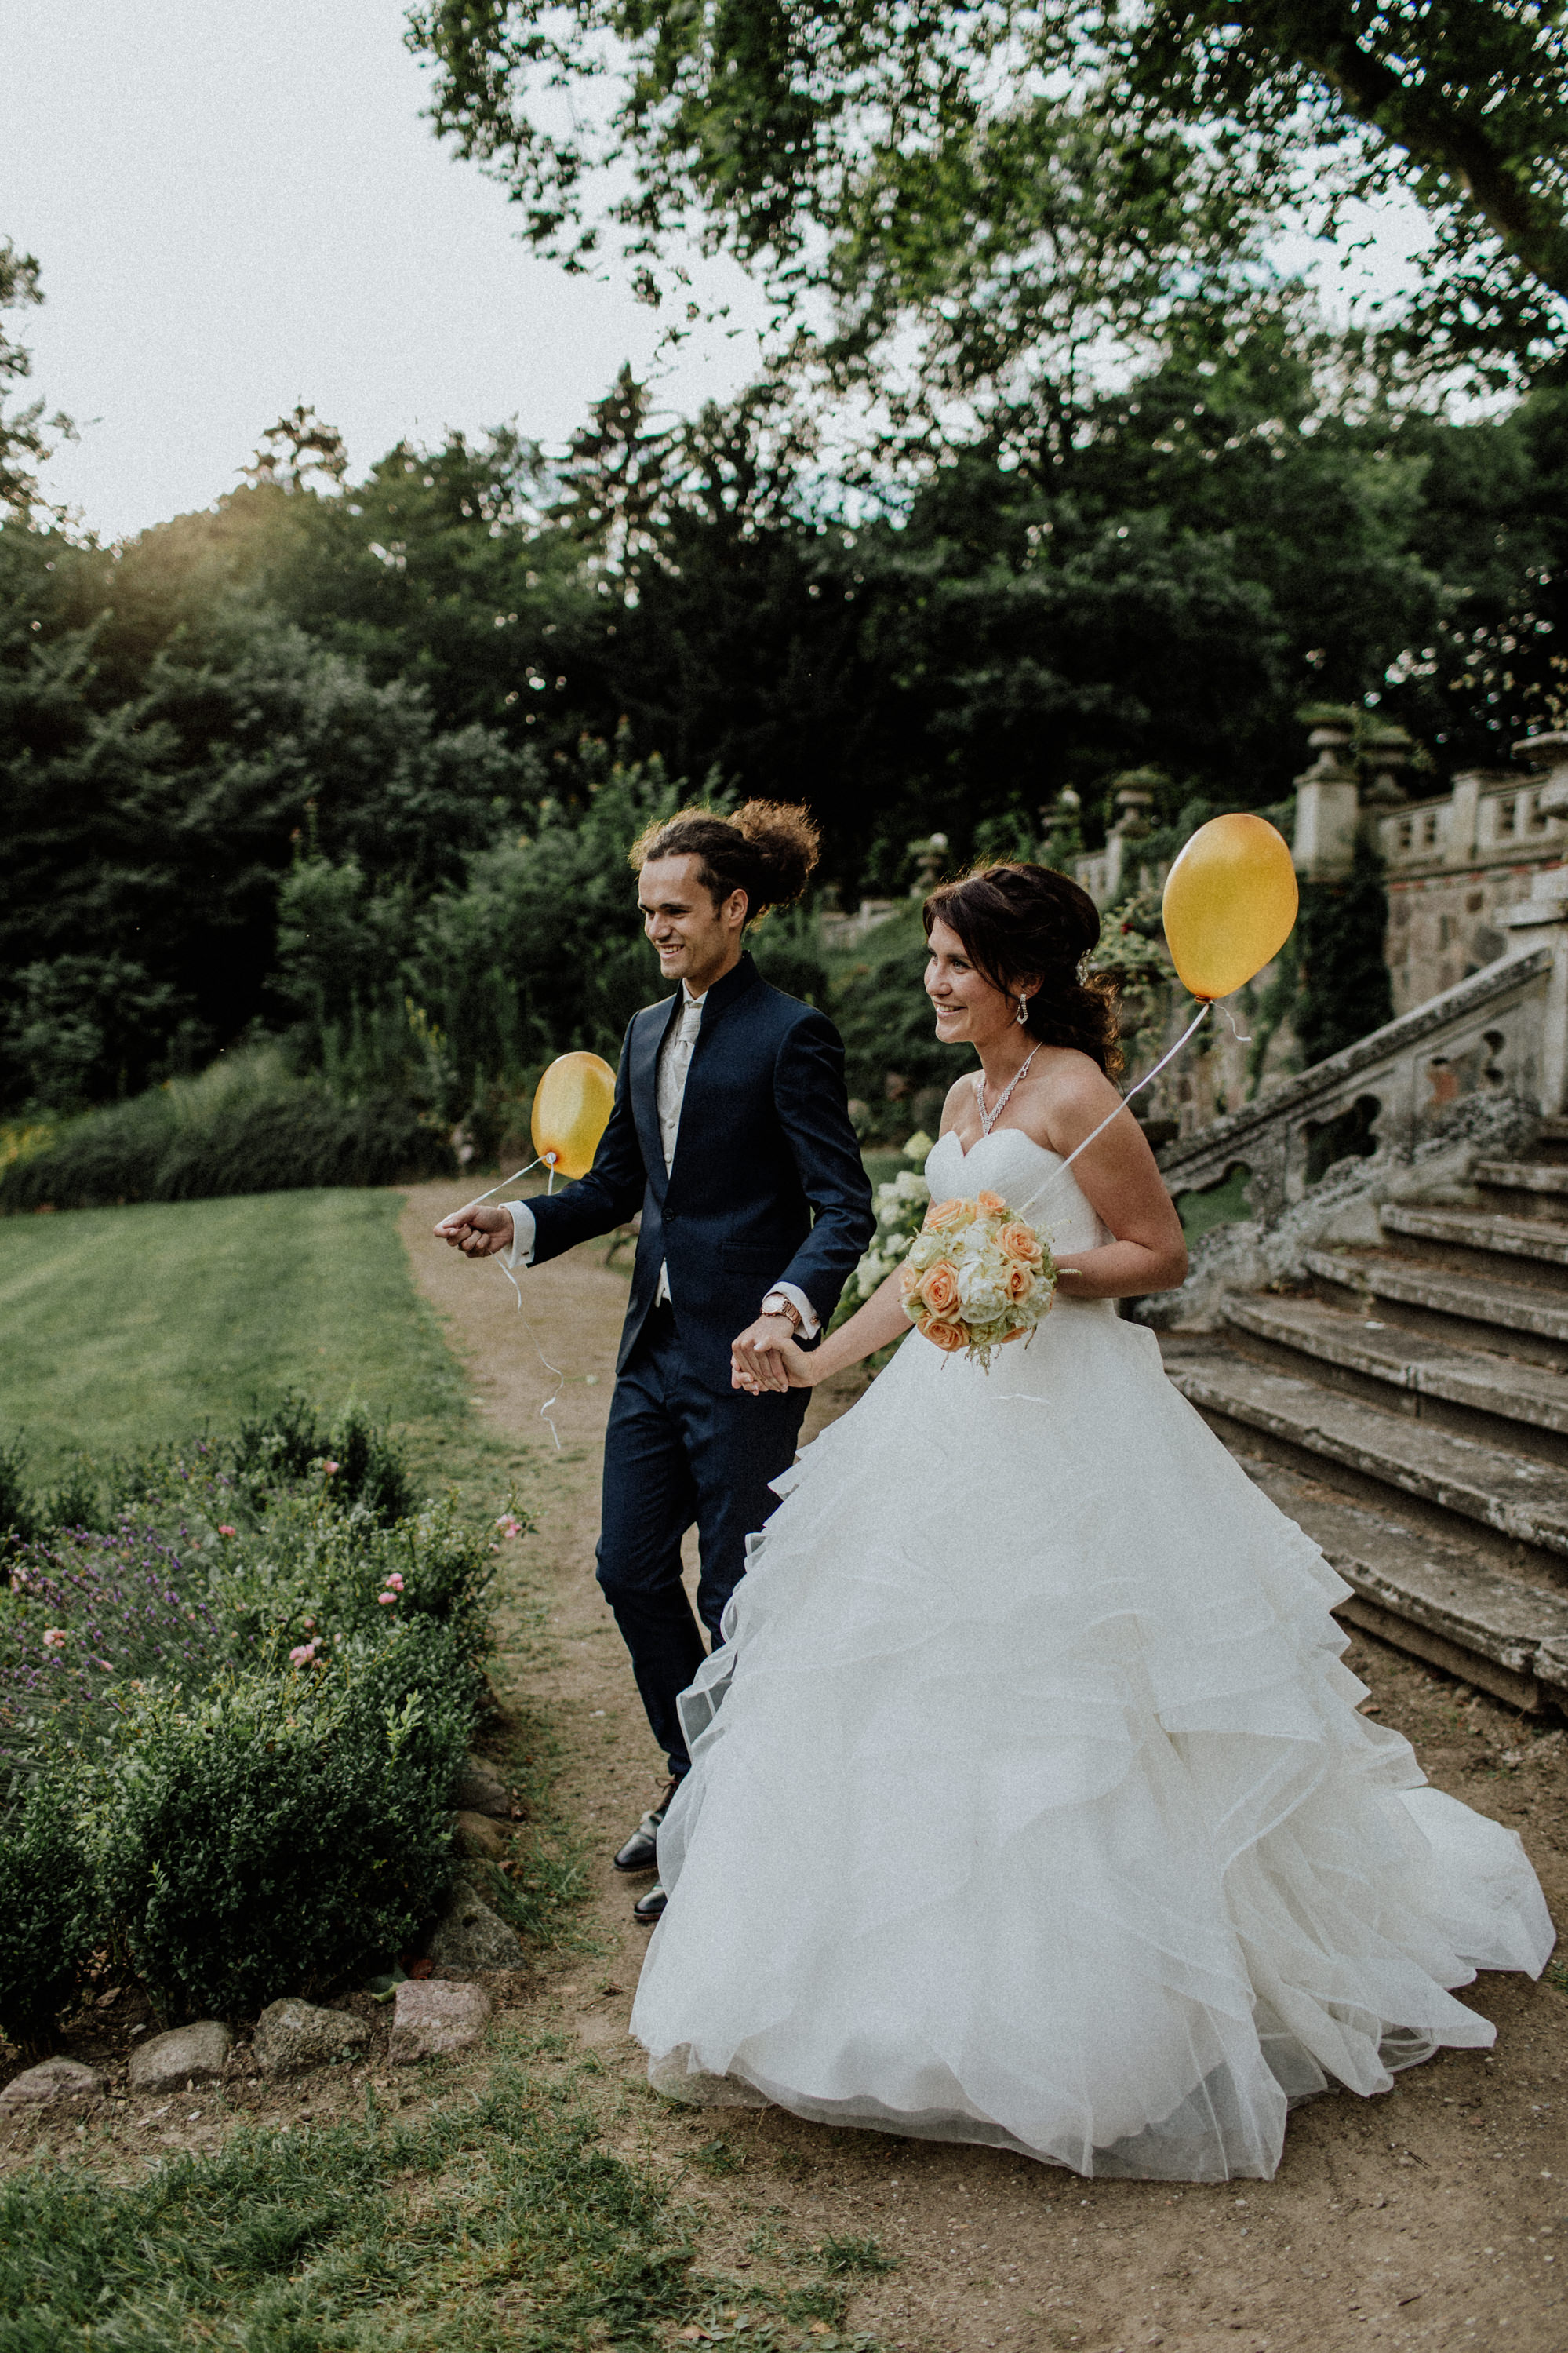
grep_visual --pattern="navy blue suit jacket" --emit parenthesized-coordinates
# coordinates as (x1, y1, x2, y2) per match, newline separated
(526, 955, 875, 1396)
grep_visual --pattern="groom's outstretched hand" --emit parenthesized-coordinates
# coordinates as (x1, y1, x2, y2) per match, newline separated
(434, 1204, 515, 1259)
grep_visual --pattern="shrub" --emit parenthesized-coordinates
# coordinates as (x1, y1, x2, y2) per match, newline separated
(0, 1047, 453, 1214)
(826, 901, 955, 1138)
(0, 1529, 238, 1783)
(0, 1776, 97, 2049)
(100, 1654, 469, 2020)
(230, 1393, 413, 1525)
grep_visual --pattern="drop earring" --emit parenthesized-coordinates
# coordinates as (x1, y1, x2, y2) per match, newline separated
(1016, 995, 1031, 1026)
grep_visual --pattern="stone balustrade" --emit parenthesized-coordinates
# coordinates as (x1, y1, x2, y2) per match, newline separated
(1155, 936, 1555, 1226)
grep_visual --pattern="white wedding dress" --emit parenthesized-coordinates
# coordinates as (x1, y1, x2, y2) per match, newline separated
(630, 1129, 1554, 2180)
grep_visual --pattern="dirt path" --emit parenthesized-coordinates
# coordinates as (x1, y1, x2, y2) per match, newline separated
(406, 1185, 1568, 2353)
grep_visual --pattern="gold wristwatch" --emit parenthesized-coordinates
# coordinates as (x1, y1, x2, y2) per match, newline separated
(761, 1292, 804, 1332)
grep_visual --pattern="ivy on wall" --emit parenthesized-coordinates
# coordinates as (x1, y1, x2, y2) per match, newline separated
(1294, 836, 1395, 1068)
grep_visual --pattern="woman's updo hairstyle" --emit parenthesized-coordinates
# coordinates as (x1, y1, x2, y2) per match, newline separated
(923, 862, 1123, 1079)
(631, 800, 820, 921)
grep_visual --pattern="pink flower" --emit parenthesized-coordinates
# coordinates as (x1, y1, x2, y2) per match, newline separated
(377, 1591, 398, 1607)
(302, 1616, 315, 1630)
(384, 1572, 405, 1592)
(217, 1524, 237, 1539)
(289, 1641, 318, 1666)
(322, 1459, 340, 1475)
(42, 1627, 67, 1648)
(495, 1514, 522, 1538)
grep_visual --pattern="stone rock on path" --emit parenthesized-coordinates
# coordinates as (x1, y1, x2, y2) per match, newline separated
(1, 2056, 107, 2107)
(453, 1755, 511, 1817)
(453, 1808, 509, 1860)
(427, 1885, 521, 1973)
(128, 2020, 232, 2095)
(253, 1998, 370, 2079)
(390, 1979, 493, 2063)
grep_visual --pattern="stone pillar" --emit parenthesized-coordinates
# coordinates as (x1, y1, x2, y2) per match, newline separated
(1515, 730, 1568, 823)
(1502, 869, 1568, 1116)
(1292, 726, 1359, 881)
(1444, 770, 1483, 865)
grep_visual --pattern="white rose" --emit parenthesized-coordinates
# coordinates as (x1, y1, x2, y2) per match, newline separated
(956, 1262, 1006, 1322)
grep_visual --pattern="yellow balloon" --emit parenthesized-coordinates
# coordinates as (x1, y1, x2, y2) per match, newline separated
(531, 1051, 617, 1180)
(1162, 813, 1299, 1000)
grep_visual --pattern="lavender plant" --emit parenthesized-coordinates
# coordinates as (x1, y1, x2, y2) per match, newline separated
(0, 1523, 238, 1785)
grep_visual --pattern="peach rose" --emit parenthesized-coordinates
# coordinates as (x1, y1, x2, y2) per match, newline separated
(922, 1317, 969, 1353)
(920, 1262, 961, 1318)
(976, 1189, 1006, 1215)
(898, 1262, 922, 1295)
(1002, 1259, 1034, 1304)
(997, 1221, 1042, 1265)
(923, 1197, 967, 1233)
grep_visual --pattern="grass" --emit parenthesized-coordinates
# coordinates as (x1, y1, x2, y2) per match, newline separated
(0, 1193, 885, 2350)
(0, 2045, 882, 2353)
(0, 1189, 470, 1484)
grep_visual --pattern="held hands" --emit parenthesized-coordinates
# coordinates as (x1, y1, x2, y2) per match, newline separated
(731, 1314, 816, 1395)
(433, 1204, 515, 1259)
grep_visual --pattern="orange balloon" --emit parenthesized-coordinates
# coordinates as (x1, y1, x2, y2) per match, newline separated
(1162, 814, 1299, 1000)
(531, 1051, 616, 1179)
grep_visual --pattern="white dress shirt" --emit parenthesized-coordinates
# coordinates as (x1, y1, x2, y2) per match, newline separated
(503, 980, 819, 1335)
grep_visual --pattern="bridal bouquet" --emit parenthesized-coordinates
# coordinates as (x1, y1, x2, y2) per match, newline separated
(899, 1190, 1057, 1368)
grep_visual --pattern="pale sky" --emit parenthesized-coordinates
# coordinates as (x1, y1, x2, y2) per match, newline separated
(2, 2, 1432, 546)
(0, 0, 771, 541)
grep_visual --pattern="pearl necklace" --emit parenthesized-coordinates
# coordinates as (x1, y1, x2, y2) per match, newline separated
(972, 1044, 1041, 1138)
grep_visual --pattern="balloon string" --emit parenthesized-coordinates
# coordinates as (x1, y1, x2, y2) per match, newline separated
(1014, 1001, 1213, 1221)
(440, 1154, 566, 1452)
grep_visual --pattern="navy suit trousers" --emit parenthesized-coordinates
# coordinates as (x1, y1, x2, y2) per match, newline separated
(596, 1303, 808, 1779)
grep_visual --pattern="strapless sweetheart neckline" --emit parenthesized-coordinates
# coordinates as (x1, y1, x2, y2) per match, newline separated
(933, 1126, 1059, 1165)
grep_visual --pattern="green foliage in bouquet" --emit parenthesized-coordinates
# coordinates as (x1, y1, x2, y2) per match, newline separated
(0, 1775, 97, 2049)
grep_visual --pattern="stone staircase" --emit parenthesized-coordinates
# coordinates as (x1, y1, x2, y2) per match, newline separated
(1159, 1118, 1568, 1714)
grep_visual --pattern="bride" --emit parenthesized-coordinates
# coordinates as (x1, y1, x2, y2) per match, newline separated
(629, 861, 1553, 2181)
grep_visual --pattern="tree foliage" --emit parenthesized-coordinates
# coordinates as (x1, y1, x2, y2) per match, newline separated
(408, 0, 1568, 394)
(7, 287, 1568, 1120)
(0, 242, 73, 522)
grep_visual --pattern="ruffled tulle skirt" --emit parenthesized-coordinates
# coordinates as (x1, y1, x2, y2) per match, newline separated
(630, 1299, 1554, 2180)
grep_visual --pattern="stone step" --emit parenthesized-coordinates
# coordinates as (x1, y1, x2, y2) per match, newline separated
(1232, 1453, 1568, 1713)
(1165, 1350, 1568, 1565)
(1221, 1293, 1568, 1451)
(1304, 1244, 1568, 1358)
(1474, 1158, 1568, 1197)
(1524, 1118, 1568, 1167)
(1380, 1200, 1568, 1280)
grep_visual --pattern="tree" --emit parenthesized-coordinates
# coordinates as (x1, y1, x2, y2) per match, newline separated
(0, 242, 73, 520)
(408, 1, 1568, 393)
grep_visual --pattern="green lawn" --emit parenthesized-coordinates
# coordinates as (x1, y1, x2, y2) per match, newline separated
(0, 1189, 463, 1481)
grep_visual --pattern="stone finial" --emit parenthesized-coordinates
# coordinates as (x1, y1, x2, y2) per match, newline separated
(1112, 785, 1155, 839)
(1514, 732, 1568, 818)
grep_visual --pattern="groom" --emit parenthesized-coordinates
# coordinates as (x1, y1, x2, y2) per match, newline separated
(435, 803, 873, 1921)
